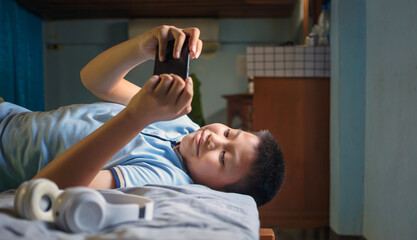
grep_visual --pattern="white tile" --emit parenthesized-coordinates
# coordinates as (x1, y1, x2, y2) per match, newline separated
(247, 54, 254, 62)
(315, 46, 325, 54)
(294, 69, 304, 77)
(274, 46, 284, 53)
(284, 46, 295, 53)
(247, 70, 254, 77)
(325, 46, 331, 54)
(325, 61, 331, 70)
(265, 62, 274, 69)
(285, 54, 295, 61)
(285, 62, 295, 69)
(315, 54, 325, 61)
(305, 69, 314, 77)
(247, 62, 254, 70)
(255, 46, 264, 54)
(265, 54, 274, 62)
(305, 61, 314, 69)
(295, 54, 304, 61)
(247, 46, 254, 54)
(265, 46, 274, 53)
(295, 47, 305, 53)
(325, 70, 331, 77)
(255, 54, 264, 62)
(305, 47, 314, 54)
(265, 70, 274, 77)
(275, 62, 285, 70)
(295, 61, 304, 69)
(255, 70, 265, 76)
(305, 54, 314, 61)
(284, 69, 294, 77)
(314, 61, 325, 69)
(314, 69, 325, 77)
(274, 70, 285, 77)
(325, 53, 331, 61)
(275, 54, 284, 61)
(255, 62, 264, 70)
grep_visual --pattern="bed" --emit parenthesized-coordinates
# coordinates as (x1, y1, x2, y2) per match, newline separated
(0, 183, 268, 239)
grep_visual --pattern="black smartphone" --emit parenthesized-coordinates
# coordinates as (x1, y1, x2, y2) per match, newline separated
(153, 37, 190, 79)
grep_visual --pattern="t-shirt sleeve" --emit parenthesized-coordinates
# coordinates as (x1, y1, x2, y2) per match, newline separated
(109, 163, 193, 188)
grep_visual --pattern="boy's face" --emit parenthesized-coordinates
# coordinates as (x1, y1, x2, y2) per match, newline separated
(179, 123, 259, 190)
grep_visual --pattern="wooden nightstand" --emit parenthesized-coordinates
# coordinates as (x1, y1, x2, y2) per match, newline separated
(222, 93, 253, 131)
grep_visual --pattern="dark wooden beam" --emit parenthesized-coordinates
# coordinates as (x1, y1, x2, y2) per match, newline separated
(15, 0, 296, 20)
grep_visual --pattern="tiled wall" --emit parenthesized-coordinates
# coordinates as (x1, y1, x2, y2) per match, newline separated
(246, 46, 330, 78)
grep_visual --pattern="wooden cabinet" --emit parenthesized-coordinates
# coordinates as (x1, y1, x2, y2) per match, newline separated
(252, 77, 330, 228)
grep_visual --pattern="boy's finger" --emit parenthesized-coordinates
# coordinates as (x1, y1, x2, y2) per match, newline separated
(176, 77, 193, 107)
(196, 39, 203, 59)
(183, 28, 200, 59)
(144, 75, 161, 92)
(170, 29, 186, 59)
(168, 74, 186, 100)
(155, 74, 174, 95)
(157, 28, 169, 62)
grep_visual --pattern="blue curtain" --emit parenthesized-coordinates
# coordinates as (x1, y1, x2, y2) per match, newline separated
(0, 0, 44, 111)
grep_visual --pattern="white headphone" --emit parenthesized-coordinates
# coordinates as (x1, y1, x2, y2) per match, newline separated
(14, 178, 153, 233)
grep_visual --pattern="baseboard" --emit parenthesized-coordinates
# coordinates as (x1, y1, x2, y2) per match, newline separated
(330, 228, 366, 240)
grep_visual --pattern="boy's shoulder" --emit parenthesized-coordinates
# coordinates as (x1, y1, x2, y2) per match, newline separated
(149, 115, 200, 135)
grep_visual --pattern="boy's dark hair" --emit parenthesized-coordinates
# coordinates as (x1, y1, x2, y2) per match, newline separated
(223, 130, 285, 206)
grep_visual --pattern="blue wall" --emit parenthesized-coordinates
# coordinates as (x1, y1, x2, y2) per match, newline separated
(363, 0, 417, 239)
(43, 19, 128, 110)
(331, 0, 417, 238)
(330, 0, 366, 235)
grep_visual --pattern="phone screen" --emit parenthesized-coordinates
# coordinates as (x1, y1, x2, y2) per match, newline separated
(153, 37, 190, 79)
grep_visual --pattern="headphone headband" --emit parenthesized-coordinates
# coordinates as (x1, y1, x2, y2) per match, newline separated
(100, 191, 154, 220)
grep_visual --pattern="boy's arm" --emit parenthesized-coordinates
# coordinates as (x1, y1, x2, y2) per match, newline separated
(34, 74, 193, 189)
(33, 25, 201, 189)
(81, 25, 202, 106)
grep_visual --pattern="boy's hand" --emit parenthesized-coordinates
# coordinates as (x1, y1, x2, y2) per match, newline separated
(135, 25, 203, 61)
(125, 74, 193, 126)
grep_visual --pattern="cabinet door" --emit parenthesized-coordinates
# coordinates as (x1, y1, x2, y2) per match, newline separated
(252, 77, 330, 228)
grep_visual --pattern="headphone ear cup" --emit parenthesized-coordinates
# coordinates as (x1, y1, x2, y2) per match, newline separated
(53, 187, 106, 233)
(14, 179, 60, 222)
(14, 181, 30, 218)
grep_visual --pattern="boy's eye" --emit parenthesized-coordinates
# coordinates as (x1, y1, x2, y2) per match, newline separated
(220, 151, 226, 166)
(225, 129, 230, 138)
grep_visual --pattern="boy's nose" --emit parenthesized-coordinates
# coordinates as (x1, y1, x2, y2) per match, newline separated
(206, 132, 223, 150)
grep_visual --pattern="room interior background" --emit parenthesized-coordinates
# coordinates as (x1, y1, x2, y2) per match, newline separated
(1, 0, 416, 239)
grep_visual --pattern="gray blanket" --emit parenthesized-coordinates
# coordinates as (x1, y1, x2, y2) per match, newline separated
(0, 184, 259, 239)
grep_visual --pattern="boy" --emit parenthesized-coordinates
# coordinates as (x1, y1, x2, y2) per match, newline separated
(0, 25, 285, 206)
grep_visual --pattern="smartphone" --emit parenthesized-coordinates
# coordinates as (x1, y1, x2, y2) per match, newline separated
(153, 37, 190, 79)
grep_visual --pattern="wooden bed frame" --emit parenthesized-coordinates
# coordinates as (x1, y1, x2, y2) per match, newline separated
(260, 228, 275, 240)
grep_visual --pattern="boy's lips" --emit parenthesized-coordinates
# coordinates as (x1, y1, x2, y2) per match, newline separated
(196, 130, 205, 156)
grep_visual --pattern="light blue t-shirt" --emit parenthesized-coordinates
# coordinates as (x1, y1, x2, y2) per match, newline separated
(0, 102, 199, 192)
